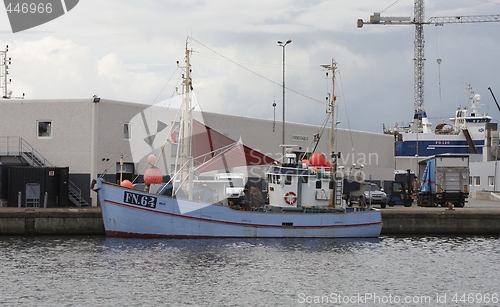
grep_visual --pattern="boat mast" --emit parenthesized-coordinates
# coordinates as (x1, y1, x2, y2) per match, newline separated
(176, 42, 194, 199)
(321, 59, 338, 207)
(329, 60, 337, 158)
(321, 59, 338, 160)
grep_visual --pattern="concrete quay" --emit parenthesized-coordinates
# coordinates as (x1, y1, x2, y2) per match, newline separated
(380, 207, 500, 235)
(0, 202, 499, 236)
(379, 198, 500, 235)
(0, 207, 104, 235)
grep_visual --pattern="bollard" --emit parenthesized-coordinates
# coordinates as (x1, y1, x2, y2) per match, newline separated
(44, 192, 48, 208)
(18, 191, 21, 208)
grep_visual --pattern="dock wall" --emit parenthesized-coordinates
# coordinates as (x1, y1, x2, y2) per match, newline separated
(0, 208, 104, 235)
(1, 208, 499, 236)
(381, 209, 500, 235)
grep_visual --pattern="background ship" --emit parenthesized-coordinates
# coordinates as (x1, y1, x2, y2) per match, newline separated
(384, 85, 496, 156)
(358, 2, 500, 157)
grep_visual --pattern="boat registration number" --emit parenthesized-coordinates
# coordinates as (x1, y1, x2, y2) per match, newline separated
(123, 191, 157, 209)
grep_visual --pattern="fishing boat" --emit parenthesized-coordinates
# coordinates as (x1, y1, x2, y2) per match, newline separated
(93, 43, 382, 238)
(384, 85, 494, 156)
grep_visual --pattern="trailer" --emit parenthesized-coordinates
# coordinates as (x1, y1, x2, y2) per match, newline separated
(417, 155, 469, 207)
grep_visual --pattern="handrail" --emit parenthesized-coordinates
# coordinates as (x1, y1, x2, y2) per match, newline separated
(194, 142, 237, 166)
(0, 136, 52, 166)
(69, 181, 81, 197)
(0, 136, 89, 206)
(68, 180, 89, 206)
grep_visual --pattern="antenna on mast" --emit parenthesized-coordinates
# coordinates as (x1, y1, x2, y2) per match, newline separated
(0, 45, 25, 99)
(1, 45, 12, 99)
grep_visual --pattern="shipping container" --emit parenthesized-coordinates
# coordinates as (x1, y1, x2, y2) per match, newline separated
(7, 166, 69, 207)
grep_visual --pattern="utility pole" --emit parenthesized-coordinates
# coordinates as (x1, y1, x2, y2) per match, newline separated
(277, 39, 292, 158)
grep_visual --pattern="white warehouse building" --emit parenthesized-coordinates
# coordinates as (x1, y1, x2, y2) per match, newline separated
(0, 98, 395, 206)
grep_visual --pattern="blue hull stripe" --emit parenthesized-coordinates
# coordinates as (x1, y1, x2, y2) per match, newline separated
(396, 140, 485, 156)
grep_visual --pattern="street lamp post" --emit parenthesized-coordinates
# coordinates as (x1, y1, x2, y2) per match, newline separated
(277, 39, 292, 158)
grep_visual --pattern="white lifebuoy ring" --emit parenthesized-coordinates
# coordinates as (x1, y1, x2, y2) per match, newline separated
(284, 191, 297, 205)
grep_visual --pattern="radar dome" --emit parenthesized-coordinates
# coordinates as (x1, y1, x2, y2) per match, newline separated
(474, 94, 481, 102)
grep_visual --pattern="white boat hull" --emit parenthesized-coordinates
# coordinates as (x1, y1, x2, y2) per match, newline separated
(96, 179, 382, 238)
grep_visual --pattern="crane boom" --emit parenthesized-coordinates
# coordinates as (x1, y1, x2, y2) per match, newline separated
(358, 0, 500, 133)
(427, 15, 500, 25)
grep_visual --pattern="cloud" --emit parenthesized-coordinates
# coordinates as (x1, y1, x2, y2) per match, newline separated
(98, 53, 126, 78)
(1, 0, 500, 133)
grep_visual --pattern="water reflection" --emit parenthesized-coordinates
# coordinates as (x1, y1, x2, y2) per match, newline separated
(0, 236, 499, 306)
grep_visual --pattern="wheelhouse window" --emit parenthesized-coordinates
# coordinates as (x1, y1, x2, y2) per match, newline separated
(124, 123, 131, 140)
(37, 121, 52, 138)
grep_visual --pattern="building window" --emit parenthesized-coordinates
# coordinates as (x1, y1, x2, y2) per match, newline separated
(37, 121, 52, 138)
(124, 123, 131, 140)
(474, 176, 480, 186)
(488, 176, 495, 187)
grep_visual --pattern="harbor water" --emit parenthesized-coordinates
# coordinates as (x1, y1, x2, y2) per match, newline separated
(1, 235, 499, 306)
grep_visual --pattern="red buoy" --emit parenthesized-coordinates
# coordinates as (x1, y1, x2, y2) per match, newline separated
(144, 166, 163, 185)
(120, 180, 133, 188)
(309, 152, 326, 166)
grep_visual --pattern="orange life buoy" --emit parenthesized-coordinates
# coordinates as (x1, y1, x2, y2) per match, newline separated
(284, 191, 297, 205)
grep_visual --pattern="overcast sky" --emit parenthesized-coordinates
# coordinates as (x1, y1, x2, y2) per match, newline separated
(1, 0, 500, 133)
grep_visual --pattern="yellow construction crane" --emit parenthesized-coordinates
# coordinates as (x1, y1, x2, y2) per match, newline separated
(358, 0, 500, 133)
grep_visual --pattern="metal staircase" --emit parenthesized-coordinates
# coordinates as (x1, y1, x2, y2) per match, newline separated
(68, 181, 89, 206)
(0, 136, 89, 206)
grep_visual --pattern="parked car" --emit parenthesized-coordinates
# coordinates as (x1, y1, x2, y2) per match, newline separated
(364, 183, 388, 208)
